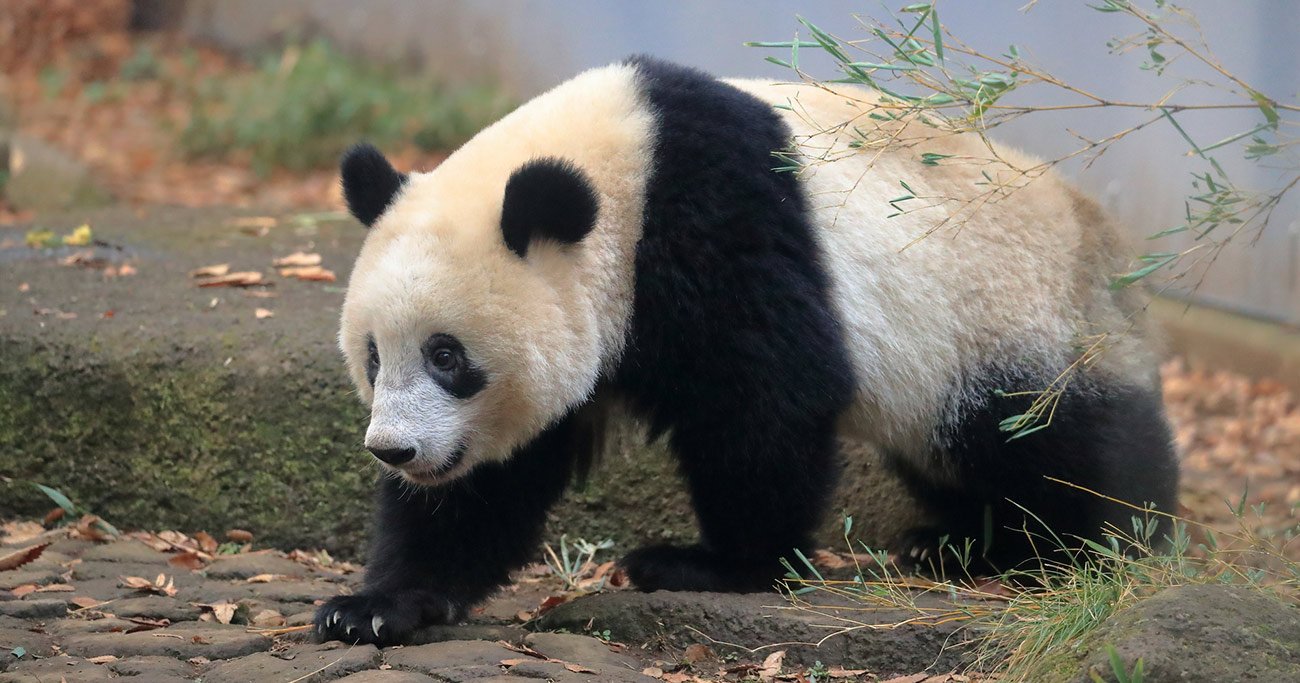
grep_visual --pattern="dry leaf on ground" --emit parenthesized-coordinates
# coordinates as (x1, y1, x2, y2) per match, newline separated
(277, 265, 336, 282)
(226, 529, 254, 543)
(254, 308, 274, 319)
(120, 573, 177, 597)
(758, 650, 785, 682)
(189, 264, 231, 278)
(0, 542, 49, 571)
(168, 551, 206, 571)
(272, 251, 321, 267)
(196, 272, 265, 288)
(196, 600, 238, 624)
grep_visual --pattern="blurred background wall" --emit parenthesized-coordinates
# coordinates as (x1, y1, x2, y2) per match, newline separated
(174, 0, 1300, 324)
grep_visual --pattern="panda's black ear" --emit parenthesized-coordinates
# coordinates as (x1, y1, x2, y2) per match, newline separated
(341, 143, 408, 227)
(500, 158, 599, 258)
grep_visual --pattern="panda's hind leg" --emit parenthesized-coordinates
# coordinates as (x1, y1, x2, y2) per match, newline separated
(893, 375, 1179, 575)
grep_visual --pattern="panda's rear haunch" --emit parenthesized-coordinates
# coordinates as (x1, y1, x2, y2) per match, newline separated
(315, 57, 1178, 646)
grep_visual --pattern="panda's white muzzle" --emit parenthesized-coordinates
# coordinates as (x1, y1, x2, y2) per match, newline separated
(364, 371, 468, 482)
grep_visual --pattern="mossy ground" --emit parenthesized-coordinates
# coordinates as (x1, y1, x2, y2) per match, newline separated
(0, 207, 916, 559)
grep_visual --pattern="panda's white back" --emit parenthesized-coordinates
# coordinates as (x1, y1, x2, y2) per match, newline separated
(727, 79, 1159, 451)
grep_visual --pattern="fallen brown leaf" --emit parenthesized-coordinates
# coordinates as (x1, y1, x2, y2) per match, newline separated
(277, 265, 336, 282)
(126, 616, 171, 633)
(35, 583, 75, 592)
(189, 263, 231, 278)
(71, 596, 105, 609)
(245, 574, 284, 584)
(0, 542, 49, 571)
(86, 655, 118, 664)
(18, 282, 29, 292)
(168, 551, 206, 571)
(43, 507, 65, 526)
(226, 529, 254, 543)
(272, 251, 321, 267)
(642, 667, 665, 678)
(683, 644, 712, 664)
(194, 531, 219, 554)
(564, 663, 598, 674)
(196, 271, 265, 288)
(119, 573, 177, 597)
(759, 650, 786, 682)
(10, 584, 38, 597)
(196, 600, 238, 625)
(254, 308, 274, 320)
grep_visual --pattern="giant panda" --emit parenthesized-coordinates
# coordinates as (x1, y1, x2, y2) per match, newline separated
(315, 56, 1178, 645)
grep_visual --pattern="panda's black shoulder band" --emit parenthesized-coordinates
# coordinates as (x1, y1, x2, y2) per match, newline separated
(500, 158, 599, 258)
(341, 143, 409, 227)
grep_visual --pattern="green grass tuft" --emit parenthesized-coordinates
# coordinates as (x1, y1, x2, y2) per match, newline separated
(178, 39, 513, 175)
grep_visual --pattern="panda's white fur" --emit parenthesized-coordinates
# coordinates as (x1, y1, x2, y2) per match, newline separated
(341, 63, 654, 480)
(726, 79, 1156, 457)
(319, 57, 1176, 647)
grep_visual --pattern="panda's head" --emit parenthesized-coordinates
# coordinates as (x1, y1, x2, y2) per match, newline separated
(336, 143, 603, 486)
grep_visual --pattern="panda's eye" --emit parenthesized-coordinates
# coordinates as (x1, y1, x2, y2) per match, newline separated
(365, 338, 380, 386)
(431, 347, 457, 372)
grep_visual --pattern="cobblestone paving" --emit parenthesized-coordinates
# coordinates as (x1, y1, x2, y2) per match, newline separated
(0, 536, 660, 682)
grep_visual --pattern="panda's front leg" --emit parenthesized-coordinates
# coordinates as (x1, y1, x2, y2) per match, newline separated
(315, 417, 576, 646)
(620, 415, 841, 593)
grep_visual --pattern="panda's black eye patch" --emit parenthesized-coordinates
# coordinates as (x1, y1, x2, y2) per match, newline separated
(423, 334, 487, 399)
(366, 336, 380, 386)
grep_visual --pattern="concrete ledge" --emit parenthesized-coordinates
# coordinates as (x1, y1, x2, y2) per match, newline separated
(1150, 296, 1300, 392)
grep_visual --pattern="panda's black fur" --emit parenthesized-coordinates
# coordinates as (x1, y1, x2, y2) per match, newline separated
(315, 57, 1178, 646)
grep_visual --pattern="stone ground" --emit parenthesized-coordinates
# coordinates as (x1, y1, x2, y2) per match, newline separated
(0, 533, 977, 682)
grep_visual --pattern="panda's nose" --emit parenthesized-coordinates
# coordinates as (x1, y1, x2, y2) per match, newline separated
(368, 446, 416, 466)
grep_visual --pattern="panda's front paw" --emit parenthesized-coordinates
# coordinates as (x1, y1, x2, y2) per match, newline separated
(314, 589, 463, 646)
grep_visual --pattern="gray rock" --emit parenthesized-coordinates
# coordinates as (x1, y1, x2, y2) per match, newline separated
(384, 640, 518, 673)
(408, 624, 528, 646)
(73, 560, 192, 582)
(106, 595, 201, 622)
(523, 632, 641, 674)
(336, 671, 440, 682)
(0, 566, 64, 590)
(0, 624, 57, 658)
(0, 599, 66, 619)
(288, 609, 316, 626)
(47, 615, 140, 636)
(250, 579, 345, 604)
(505, 660, 594, 681)
(0, 655, 115, 682)
(62, 621, 272, 660)
(80, 541, 171, 564)
(535, 589, 967, 672)
(205, 552, 308, 580)
(204, 641, 380, 682)
(107, 654, 202, 679)
(1067, 584, 1300, 683)
(4, 133, 113, 212)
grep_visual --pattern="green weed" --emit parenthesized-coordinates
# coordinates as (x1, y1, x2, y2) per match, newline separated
(178, 39, 513, 175)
